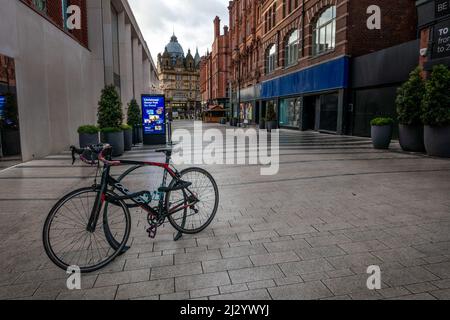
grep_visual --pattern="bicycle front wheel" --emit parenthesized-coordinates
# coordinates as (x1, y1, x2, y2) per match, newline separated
(43, 187, 131, 273)
(166, 167, 219, 234)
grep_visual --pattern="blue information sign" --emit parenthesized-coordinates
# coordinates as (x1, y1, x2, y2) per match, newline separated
(0, 95, 6, 119)
(142, 95, 166, 135)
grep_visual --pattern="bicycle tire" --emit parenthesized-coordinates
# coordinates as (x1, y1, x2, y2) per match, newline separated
(166, 167, 219, 234)
(43, 187, 131, 273)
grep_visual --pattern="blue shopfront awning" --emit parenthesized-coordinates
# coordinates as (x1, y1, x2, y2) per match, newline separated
(261, 56, 349, 99)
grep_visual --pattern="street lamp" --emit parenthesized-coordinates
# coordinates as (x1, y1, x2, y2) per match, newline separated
(234, 46, 241, 127)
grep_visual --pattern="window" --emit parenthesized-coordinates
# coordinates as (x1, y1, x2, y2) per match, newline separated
(313, 6, 336, 55)
(266, 44, 277, 74)
(33, 0, 47, 13)
(285, 30, 299, 67)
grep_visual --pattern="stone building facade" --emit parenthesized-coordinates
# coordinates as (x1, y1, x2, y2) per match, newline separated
(158, 35, 201, 118)
(0, 0, 159, 161)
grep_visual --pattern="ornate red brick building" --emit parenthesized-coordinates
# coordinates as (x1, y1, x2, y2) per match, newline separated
(222, 0, 418, 134)
(200, 16, 232, 110)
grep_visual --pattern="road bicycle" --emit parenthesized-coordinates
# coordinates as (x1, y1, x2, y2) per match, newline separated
(42, 144, 219, 273)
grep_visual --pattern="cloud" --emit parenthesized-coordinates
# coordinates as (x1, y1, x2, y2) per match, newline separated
(129, 0, 229, 60)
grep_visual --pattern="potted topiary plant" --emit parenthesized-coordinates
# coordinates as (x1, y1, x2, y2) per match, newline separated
(259, 117, 266, 130)
(97, 85, 124, 156)
(421, 65, 450, 158)
(266, 104, 278, 132)
(77, 125, 99, 148)
(371, 117, 394, 150)
(0, 93, 21, 156)
(121, 124, 133, 151)
(396, 67, 426, 152)
(127, 99, 142, 145)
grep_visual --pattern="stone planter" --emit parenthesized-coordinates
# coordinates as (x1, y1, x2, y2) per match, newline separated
(101, 131, 124, 157)
(424, 126, 450, 158)
(371, 125, 393, 150)
(79, 133, 99, 148)
(259, 120, 266, 130)
(1, 129, 21, 156)
(123, 129, 133, 151)
(399, 124, 425, 153)
(266, 120, 278, 132)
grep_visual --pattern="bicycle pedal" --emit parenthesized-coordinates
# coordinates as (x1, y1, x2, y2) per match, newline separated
(146, 225, 158, 239)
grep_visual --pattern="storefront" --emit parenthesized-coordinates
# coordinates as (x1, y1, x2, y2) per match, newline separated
(232, 84, 261, 124)
(261, 57, 349, 134)
(417, 0, 450, 70)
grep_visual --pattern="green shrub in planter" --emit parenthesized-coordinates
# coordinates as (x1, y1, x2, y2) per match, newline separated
(0, 93, 21, 156)
(266, 105, 278, 132)
(421, 65, 450, 157)
(127, 99, 142, 145)
(97, 85, 124, 156)
(396, 67, 426, 152)
(77, 125, 99, 148)
(371, 117, 394, 150)
(121, 124, 133, 151)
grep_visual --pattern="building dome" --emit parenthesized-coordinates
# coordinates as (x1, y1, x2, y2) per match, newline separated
(166, 34, 184, 59)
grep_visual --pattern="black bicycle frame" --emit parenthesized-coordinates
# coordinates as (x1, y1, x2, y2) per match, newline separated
(86, 158, 197, 232)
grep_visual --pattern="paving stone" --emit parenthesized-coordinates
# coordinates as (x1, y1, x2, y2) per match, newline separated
(0, 282, 40, 300)
(280, 259, 334, 276)
(423, 262, 450, 279)
(95, 269, 150, 287)
(190, 287, 219, 298)
(322, 274, 371, 296)
(295, 245, 346, 260)
(247, 280, 276, 290)
(268, 281, 333, 300)
(202, 256, 253, 273)
(338, 240, 389, 254)
(249, 251, 300, 266)
(210, 289, 271, 300)
(305, 234, 353, 247)
(274, 276, 303, 286)
(174, 250, 221, 265)
(160, 291, 189, 300)
(228, 265, 284, 284)
(219, 284, 249, 294)
(237, 230, 278, 241)
(220, 244, 268, 258)
(430, 289, 450, 300)
(263, 239, 311, 253)
(124, 255, 173, 271)
(151, 262, 203, 280)
(382, 266, 439, 287)
(326, 253, 383, 269)
(116, 279, 174, 300)
(57, 285, 118, 300)
(432, 279, 450, 289)
(176, 272, 230, 292)
(275, 225, 317, 236)
(392, 293, 437, 300)
(405, 282, 439, 294)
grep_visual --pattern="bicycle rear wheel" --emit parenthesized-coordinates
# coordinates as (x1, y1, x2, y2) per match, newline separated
(43, 187, 131, 273)
(166, 167, 219, 234)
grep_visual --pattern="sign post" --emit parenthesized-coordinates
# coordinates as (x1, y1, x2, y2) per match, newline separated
(141, 94, 167, 145)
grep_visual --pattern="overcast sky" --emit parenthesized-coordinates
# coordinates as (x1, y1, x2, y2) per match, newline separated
(129, 0, 229, 61)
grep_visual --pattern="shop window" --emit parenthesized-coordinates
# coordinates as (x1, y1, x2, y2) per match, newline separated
(285, 30, 299, 67)
(280, 98, 301, 128)
(266, 44, 277, 74)
(313, 6, 336, 56)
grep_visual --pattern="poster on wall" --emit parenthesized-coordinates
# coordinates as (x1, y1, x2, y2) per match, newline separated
(0, 95, 5, 119)
(433, 19, 450, 59)
(142, 95, 166, 135)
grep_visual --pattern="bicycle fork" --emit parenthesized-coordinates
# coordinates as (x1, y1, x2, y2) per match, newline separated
(87, 166, 110, 233)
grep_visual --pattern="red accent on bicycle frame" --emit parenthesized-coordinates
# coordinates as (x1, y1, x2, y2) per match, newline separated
(144, 162, 176, 176)
(101, 193, 106, 203)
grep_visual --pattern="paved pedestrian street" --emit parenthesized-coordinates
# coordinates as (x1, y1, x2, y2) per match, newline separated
(1, 121, 450, 300)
